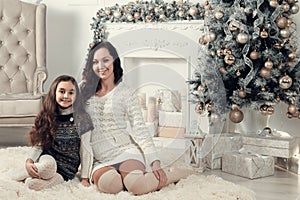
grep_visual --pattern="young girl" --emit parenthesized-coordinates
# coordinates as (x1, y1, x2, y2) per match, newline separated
(80, 41, 194, 195)
(12, 75, 93, 190)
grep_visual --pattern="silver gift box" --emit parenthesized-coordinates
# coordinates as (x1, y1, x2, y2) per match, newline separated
(204, 133, 243, 169)
(222, 152, 274, 179)
(242, 135, 297, 158)
(275, 154, 300, 174)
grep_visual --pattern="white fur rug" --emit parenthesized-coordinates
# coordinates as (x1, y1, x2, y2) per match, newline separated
(0, 146, 256, 200)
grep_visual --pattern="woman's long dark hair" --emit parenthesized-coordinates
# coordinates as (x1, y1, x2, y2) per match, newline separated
(28, 75, 82, 149)
(81, 41, 123, 103)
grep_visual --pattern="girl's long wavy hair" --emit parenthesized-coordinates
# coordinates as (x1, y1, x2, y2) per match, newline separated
(81, 41, 123, 103)
(28, 75, 83, 149)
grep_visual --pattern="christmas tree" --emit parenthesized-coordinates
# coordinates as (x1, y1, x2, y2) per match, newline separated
(190, 0, 300, 123)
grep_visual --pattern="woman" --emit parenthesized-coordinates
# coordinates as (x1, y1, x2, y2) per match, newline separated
(80, 41, 194, 195)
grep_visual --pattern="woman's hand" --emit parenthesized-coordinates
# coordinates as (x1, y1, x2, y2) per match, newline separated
(80, 178, 90, 187)
(25, 158, 39, 178)
(151, 160, 168, 190)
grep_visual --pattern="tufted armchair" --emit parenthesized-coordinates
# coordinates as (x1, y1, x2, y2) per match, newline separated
(0, 0, 47, 127)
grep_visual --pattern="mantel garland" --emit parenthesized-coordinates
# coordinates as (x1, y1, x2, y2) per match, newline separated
(89, 0, 205, 47)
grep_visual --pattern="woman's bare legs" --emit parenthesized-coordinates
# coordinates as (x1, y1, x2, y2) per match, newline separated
(92, 166, 123, 194)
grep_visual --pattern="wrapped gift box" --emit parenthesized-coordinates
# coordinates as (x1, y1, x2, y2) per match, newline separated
(204, 133, 243, 169)
(158, 111, 185, 128)
(222, 152, 274, 179)
(157, 126, 185, 138)
(275, 154, 300, 174)
(242, 135, 297, 158)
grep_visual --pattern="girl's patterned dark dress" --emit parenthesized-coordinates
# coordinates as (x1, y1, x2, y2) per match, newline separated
(42, 112, 93, 181)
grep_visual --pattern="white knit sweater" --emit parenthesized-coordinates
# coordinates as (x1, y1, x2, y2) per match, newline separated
(81, 82, 159, 179)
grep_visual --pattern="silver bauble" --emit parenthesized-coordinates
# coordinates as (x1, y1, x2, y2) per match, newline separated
(236, 32, 249, 44)
(291, 4, 299, 14)
(206, 31, 216, 42)
(280, 28, 291, 38)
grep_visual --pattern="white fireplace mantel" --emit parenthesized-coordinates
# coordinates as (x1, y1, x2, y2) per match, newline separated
(106, 20, 205, 135)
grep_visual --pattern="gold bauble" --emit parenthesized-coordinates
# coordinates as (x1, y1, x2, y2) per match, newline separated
(260, 67, 271, 79)
(223, 48, 232, 55)
(287, 18, 293, 27)
(288, 52, 296, 60)
(269, 0, 278, 7)
(287, 112, 293, 118)
(178, 10, 184, 18)
(274, 43, 284, 49)
(236, 70, 241, 76)
(224, 54, 235, 65)
(134, 12, 141, 19)
(291, 4, 299, 14)
(229, 22, 238, 31)
(214, 10, 224, 19)
(292, 111, 299, 118)
(260, 105, 268, 115)
(197, 85, 204, 92)
(280, 28, 291, 38)
(199, 35, 207, 45)
(206, 103, 212, 112)
(260, 29, 268, 38)
(127, 14, 134, 21)
(236, 32, 249, 44)
(219, 67, 227, 73)
(250, 50, 259, 60)
(189, 6, 198, 16)
(288, 104, 297, 114)
(267, 106, 275, 115)
(113, 11, 121, 18)
(217, 49, 224, 57)
(238, 89, 246, 98)
(261, 87, 266, 92)
(279, 75, 292, 89)
(276, 16, 287, 29)
(89, 42, 95, 48)
(195, 103, 204, 114)
(283, 2, 290, 12)
(264, 59, 274, 70)
(229, 108, 244, 123)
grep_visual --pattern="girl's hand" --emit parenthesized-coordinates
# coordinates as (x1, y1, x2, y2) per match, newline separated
(80, 178, 90, 187)
(25, 159, 39, 178)
(151, 160, 168, 190)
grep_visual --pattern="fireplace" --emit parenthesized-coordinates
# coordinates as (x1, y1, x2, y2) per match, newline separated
(106, 20, 205, 136)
